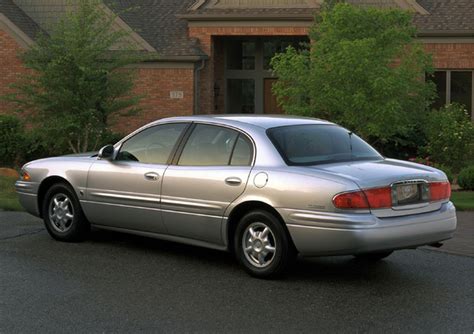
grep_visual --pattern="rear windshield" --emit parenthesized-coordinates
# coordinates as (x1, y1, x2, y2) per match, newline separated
(267, 124, 382, 166)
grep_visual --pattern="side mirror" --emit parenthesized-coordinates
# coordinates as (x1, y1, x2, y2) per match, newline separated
(98, 145, 115, 160)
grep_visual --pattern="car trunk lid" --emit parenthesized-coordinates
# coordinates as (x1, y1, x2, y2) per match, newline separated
(308, 159, 448, 217)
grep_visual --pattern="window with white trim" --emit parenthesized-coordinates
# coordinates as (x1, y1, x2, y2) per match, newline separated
(429, 70, 474, 119)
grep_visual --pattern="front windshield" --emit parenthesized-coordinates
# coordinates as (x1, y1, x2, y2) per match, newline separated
(267, 124, 383, 166)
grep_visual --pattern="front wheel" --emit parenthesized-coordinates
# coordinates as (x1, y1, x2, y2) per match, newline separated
(42, 183, 90, 242)
(234, 210, 295, 278)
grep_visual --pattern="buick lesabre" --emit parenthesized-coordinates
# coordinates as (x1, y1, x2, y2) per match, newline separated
(16, 115, 457, 277)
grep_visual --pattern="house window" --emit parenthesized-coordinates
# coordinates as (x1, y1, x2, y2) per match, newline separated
(430, 70, 474, 118)
(223, 37, 308, 114)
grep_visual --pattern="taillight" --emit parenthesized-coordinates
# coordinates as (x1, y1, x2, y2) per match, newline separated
(430, 181, 451, 201)
(332, 191, 369, 209)
(333, 187, 392, 210)
(333, 181, 451, 210)
(364, 187, 392, 208)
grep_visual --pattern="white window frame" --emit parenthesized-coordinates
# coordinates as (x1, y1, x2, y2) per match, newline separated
(436, 69, 474, 121)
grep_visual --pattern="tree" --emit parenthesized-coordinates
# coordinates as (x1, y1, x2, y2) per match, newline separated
(271, 3, 435, 148)
(422, 104, 474, 172)
(7, 0, 145, 153)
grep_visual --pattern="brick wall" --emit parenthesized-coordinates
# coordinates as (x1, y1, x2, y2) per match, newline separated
(0, 27, 194, 134)
(424, 43, 474, 69)
(0, 29, 28, 115)
(3, 23, 474, 134)
(112, 67, 194, 134)
(188, 26, 310, 114)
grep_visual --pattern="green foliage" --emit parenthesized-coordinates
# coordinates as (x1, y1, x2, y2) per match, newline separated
(450, 191, 474, 211)
(422, 104, 474, 172)
(271, 3, 435, 146)
(432, 163, 454, 184)
(458, 166, 474, 191)
(0, 115, 24, 167)
(6, 0, 145, 153)
(0, 175, 24, 211)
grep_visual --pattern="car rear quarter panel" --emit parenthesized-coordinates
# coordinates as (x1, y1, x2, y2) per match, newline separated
(226, 167, 362, 217)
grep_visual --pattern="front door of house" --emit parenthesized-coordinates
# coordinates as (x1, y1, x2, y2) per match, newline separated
(264, 78, 284, 114)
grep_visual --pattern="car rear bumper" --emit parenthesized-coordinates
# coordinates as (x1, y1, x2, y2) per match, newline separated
(280, 202, 457, 256)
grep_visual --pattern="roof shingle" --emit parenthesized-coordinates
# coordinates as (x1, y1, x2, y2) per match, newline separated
(1, 0, 473, 59)
(414, 0, 474, 33)
(106, 0, 205, 57)
(0, 0, 42, 40)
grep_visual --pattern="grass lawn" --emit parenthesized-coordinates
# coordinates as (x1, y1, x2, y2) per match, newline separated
(0, 175, 24, 212)
(1, 174, 473, 212)
(451, 191, 474, 211)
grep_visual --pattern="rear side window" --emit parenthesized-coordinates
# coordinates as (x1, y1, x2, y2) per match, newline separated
(116, 123, 187, 164)
(178, 124, 253, 166)
(231, 135, 252, 166)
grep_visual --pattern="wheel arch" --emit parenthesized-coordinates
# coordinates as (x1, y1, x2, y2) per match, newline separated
(37, 176, 75, 218)
(226, 200, 296, 254)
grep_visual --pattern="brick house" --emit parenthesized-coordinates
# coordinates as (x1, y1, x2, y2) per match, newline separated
(1, 0, 473, 134)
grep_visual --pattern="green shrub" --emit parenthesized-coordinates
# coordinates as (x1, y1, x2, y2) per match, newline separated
(20, 130, 56, 164)
(98, 130, 124, 148)
(0, 115, 24, 167)
(458, 166, 474, 191)
(423, 104, 474, 172)
(432, 164, 454, 183)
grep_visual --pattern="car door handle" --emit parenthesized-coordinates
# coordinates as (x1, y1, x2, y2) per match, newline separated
(225, 177, 242, 186)
(144, 172, 160, 181)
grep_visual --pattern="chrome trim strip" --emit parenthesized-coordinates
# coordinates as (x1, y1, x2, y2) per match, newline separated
(282, 209, 377, 228)
(15, 181, 37, 192)
(161, 198, 223, 210)
(16, 192, 37, 197)
(89, 192, 160, 203)
(80, 200, 226, 220)
(390, 179, 430, 210)
(161, 208, 224, 220)
(390, 179, 428, 186)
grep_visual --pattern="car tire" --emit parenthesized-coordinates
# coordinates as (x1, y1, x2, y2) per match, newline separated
(234, 210, 295, 278)
(42, 183, 90, 242)
(353, 251, 393, 261)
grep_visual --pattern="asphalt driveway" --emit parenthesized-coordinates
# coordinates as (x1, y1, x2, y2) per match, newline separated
(0, 211, 473, 333)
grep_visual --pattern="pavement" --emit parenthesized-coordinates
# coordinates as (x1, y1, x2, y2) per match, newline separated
(422, 211, 474, 257)
(0, 211, 473, 333)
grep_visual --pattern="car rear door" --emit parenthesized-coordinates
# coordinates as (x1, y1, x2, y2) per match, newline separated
(161, 123, 254, 244)
(83, 123, 189, 233)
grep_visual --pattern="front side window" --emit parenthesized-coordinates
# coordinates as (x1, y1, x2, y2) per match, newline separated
(116, 123, 187, 164)
(178, 124, 252, 166)
(267, 125, 382, 166)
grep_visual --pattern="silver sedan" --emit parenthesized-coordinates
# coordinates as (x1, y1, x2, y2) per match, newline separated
(16, 115, 456, 277)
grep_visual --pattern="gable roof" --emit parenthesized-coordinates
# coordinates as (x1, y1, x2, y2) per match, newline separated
(414, 0, 474, 35)
(1, 0, 473, 60)
(0, 0, 42, 41)
(180, 0, 320, 20)
(106, 0, 205, 58)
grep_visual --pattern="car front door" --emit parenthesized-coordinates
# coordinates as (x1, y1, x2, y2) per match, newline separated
(161, 123, 254, 244)
(84, 122, 189, 233)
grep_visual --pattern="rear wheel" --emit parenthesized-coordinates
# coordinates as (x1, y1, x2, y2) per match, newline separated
(42, 183, 89, 242)
(234, 210, 295, 278)
(353, 251, 393, 261)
